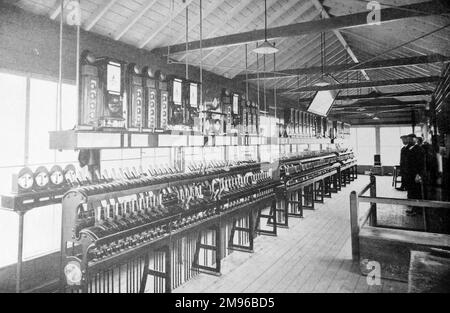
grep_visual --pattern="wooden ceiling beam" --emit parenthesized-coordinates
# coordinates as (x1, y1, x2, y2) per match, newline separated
(208, 0, 298, 74)
(310, 0, 374, 92)
(176, 0, 255, 61)
(298, 90, 433, 102)
(279, 76, 440, 93)
(237, 54, 450, 81)
(151, 0, 449, 54)
(332, 100, 427, 109)
(221, 2, 315, 78)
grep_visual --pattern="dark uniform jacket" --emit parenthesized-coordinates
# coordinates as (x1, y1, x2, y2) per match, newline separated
(404, 144, 424, 199)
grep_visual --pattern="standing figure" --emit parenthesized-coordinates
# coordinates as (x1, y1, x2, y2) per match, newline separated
(399, 135, 411, 191)
(404, 134, 425, 216)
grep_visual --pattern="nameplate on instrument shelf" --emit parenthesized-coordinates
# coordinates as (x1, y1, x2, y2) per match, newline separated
(78, 132, 121, 148)
(131, 134, 149, 147)
(188, 135, 204, 147)
(159, 134, 187, 147)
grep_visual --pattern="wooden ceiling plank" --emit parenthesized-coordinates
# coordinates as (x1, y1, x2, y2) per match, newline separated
(238, 54, 450, 80)
(49, 0, 61, 20)
(151, 0, 449, 54)
(310, 0, 373, 87)
(112, 0, 158, 40)
(84, 0, 119, 31)
(169, 0, 225, 45)
(199, 0, 281, 68)
(175, 0, 255, 61)
(210, 0, 310, 74)
(138, 0, 195, 49)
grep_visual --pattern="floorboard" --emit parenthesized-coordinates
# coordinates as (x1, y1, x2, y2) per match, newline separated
(173, 175, 409, 293)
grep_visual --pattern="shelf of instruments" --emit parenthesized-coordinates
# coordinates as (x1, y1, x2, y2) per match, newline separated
(0, 161, 269, 213)
(49, 130, 341, 150)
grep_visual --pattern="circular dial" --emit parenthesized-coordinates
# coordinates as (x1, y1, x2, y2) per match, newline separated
(34, 166, 49, 189)
(18, 172, 33, 191)
(50, 166, 64, 186)
(35, 171, 49, 188)
(64, 165, 77, 183)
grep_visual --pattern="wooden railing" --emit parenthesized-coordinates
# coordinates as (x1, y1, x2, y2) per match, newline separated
(350, 174, 450, 262)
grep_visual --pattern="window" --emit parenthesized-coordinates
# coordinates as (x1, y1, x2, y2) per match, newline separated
(0, 73, 80, 267)
(380, 127, 404, 166)
(351, 127, 376, 165)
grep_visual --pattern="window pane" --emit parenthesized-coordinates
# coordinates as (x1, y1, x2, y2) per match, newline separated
(0, 210, 19, 267)
(355, 127, 376, 165)
(380, 127, 404, 166)
(0, 73, 26, 167)
(23, 204, 61, 260)
(28, 78, 57, 164)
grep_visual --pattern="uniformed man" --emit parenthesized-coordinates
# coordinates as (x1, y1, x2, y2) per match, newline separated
(399, 135, 411, 191)
(404, 134, 425, 215)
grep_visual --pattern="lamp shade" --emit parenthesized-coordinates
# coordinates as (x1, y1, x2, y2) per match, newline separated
(253, 40, 278, 54)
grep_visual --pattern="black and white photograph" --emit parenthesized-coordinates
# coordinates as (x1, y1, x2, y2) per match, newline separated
(0, 0, 449, 300)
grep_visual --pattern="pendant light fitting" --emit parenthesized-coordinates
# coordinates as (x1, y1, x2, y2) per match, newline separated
(253, 0, 278, 54)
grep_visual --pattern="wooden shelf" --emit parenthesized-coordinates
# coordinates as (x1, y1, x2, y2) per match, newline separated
(49, 130, 337, 150)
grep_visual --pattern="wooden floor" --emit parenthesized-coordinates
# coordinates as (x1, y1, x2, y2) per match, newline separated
(173, 175, 409, 293)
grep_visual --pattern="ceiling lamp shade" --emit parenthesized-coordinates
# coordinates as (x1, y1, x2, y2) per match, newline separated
(253, 40, 278, 54)
(252, 0, 278, 54)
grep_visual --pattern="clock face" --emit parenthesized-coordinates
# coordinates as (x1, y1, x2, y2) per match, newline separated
(50, 171, 63, 185)
(35, 171, 49, 188)
(49, 165, 64, 186)
(64, 165, 77, 183)
(18, 173, 33, 190)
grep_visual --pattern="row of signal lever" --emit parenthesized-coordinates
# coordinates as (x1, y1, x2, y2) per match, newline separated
(68, 162, 274, 263)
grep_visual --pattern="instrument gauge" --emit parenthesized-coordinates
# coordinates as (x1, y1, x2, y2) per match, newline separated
(17, 167, 34, 192)
(64, 164, 77, 185)
(33, 166, 49, 190)
(49, 165, 64, 187)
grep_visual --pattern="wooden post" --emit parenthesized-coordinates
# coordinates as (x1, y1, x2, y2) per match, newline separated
(350, 191, 359, 262)
(369, 173, 377, 226)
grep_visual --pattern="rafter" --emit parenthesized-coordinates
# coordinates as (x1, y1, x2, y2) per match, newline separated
(49, 1, 62, 20)
(225, 5, 320, 78)
(279, 76, 440, 93)
(151, 0, 448, 54)
(209, 0, 308, 74)
(310, 0, 373, 88)
(84, 0, 118, 31)
(237, 54, 450, 80)
(175, 0, 255, 61)
(138, 0, 195, 49)
(298, 90, 433, 102)
(112, 0, 157, 40)
(169, 0, 224, 46)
